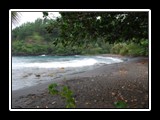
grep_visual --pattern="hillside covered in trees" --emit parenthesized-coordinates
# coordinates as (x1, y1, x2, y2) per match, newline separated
(12, 12, 149, 56)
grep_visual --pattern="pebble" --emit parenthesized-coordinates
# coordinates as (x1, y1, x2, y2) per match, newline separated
(36, 106, 39, 108)
(134, 99, 137, 101)
(111, 92, 116, 96)
(52, 101, 56, 104)
(85, 102, 89, 105)
(141, 102, 145, 105)
(94, 100, 97, 102)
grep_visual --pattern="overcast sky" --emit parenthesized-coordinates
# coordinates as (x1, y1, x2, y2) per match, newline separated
(12, 12, 61, 29)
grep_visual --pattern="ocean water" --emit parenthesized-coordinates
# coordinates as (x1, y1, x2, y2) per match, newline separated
(12, 55, 123, 90)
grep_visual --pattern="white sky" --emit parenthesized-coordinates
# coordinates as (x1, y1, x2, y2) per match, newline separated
(12, 12, 61, 29)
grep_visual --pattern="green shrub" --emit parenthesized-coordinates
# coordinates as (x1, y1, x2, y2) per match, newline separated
(110, 41, 148, 56)
(127, 42, 144, 56)
(101, 42, 113, 53)
(111, 43, 127, 54)
(119, 46, 128, 55)
(48, 83, 76, 108)
(140, 39, 149, 56)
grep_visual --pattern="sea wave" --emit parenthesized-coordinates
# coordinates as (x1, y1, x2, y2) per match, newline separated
(12, 56, 123, 69)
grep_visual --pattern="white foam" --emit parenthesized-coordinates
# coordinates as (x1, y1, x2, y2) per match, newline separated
(96, 56, 123, 62)
(12, 56, 123, 69)
(13, 58, 98, 69)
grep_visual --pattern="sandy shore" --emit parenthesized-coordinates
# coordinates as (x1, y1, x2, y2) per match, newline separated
(11, 55, 149, 109)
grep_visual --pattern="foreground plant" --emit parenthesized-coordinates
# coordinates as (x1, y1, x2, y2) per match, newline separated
(48, 83, 76, 108)
(114, 101, 128, 108)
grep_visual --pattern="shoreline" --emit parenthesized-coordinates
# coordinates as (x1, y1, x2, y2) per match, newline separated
(12, 54, 125, 91)
(11, 55, 149, 109)
(12, 54, 128, 93)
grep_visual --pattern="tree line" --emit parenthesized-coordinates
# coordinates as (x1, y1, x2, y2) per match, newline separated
(12, 12, 149, 56)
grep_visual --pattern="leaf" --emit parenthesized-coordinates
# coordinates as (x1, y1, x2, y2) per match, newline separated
(66, 103, 76, 108)
(43, 12, 48, 18)
(114, 101, 127, 108)
(48, 83, 76, 108)
(48, 83, 59, 95)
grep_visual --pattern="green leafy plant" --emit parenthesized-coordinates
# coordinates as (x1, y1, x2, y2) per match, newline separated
(111, 43, 127, 54)
(48, 83, 59, 95)
(114, 101, 128, 108)
(48, 83, 76, 108)
(110, 41, 148, 56)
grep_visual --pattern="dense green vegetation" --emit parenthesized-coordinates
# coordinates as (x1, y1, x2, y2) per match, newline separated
(12, 12, 149, 56)
(12, 18, 114, 55)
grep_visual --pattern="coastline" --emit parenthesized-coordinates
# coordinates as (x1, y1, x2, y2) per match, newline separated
(11, 55, 149, 109)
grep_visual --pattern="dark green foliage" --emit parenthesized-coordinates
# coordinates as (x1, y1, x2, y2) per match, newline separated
(46, 12, 148, 46)
(48, 83, 76, 108)
(114, 101, 128, 108)
(43, 12, 48, 17)
(140, 39, 149, 56)
(43, 12, 149, 56)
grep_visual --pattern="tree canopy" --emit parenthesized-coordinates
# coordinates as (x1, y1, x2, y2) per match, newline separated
(44, 12, 148, 46)
(12, 18, 59, 42)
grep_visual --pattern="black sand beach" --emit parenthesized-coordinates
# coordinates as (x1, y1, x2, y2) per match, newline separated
(11, 55, 149, 109)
